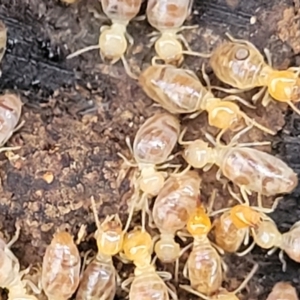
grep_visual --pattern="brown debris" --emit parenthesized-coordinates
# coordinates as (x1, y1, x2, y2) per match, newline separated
(277, 7, 300, 54)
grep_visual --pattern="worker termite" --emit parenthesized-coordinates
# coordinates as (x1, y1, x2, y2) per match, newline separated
(251, 217, 300, 271)
(0, 93, 24, 151)
(118, 112, 181, 230)
(0, 20, 7, 66)
(209, 33, 300, 114)
(266, 282, 299, 300)
(180, 262, 259, 300)
(180, 206, 224, 296)
(211, 189, 280, 254)
(0, 224, 39, 300)
(139, 64, 275, 137)
(121, 228, 178, 300)
(42, 231, 81, 300)
(179, 126, 298, 198)
(152, 170, 201, 279)
(75, 197, 124, 300)
(67, 0, 142, 78)
(146, 0, 210, 65)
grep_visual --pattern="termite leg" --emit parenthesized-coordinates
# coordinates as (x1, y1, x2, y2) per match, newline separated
(182, 261, 189, 279)
(121, 277, 134, 293)
(252, 86, 268, 104)
(287, 101, 300, 115)
(279, 250, 287, 272)
(166, 282, 179, 300)
(121, 56, 138, 80)
(230, 263, 259, 294)
(157, 271, 172, 281)
(263, 48, 273, 66)
(7, 223, 21, 248)
(241, 111, 276, 135)
(236, 241, 256, 256)
(179, 285, 209, 299)
(222, 95, 256, 109)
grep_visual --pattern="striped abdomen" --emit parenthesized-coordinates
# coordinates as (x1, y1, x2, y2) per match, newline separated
(221, 147, 298, 196)
(281, 221, 300, 263)
(210, 41, 271, 89)
(101, 0, 142, 23)
(76, 259, 116, 300)
(146, 0, 192, 31)
(213, 211, 247, 253)
(133, 112, 180, 165)
(139, 65, 209, 114)
(129, 271, 169, 300)
(188, 240, 222, 295)
(153, 171, 200, 232)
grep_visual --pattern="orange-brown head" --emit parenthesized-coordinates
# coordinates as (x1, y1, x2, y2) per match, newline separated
(230, 205, 262, 229)
(267, 70, 300, 103)
(187, 206, 211, 237)
(205, 99, 242, 130)
(52, 231, 74, 245)
(123, 228, 153, 264)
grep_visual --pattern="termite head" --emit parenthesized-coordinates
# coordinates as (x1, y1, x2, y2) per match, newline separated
(230, 205, 262, 229)
(154, 234, 180, 263)
(155, 32, 183, 65)
(99, 23, 128, 61)
(267, 70, 300, 103)
(139, 166, 165, 196)
(49, 231, 80, 266)
(52, 231, 74, 245)
(187, 206, 211, 237)
(252, 218, 280, 249)
(123, 228, 152, 264)
(96, 214, 124, 256)
(182, 140, 212, 169)
(206, 99, 242, 130)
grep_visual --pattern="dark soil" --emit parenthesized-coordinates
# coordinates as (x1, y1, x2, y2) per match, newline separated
(0, 0, 299, 299)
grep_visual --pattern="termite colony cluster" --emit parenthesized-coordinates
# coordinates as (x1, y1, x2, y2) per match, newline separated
(0, 0, 299, 299)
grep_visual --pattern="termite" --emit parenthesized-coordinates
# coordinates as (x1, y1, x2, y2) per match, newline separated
(139, 64, 275, 138)
(0, 224, 39, 300)
(0, 20, 7, 65)
(266, 282, 298, 300)
(251, 217, 300, 271)
(152, 170, 201, 279)
(42, 231, 81, 300)
(180, 262, 259, 300)
(67, 0, 142, 78)
(121, 228, 178, 300)
(0, 93, 24, 151)
(209, 33, 300, 114)
(75, 197, 124, 300)
(211, 188, 280, 254)
(118, 112, 181, 231)
(146, 0, 210, 65)
(179, 205, 225, 296)
(179, 126, 298, 198)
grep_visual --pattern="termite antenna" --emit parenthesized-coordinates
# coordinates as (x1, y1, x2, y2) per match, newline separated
(288, 101, 300, 116)
(231, 263, 259, 295)
(66, 45, 100, 59)
(90, 196, 101, 233)
(241, 111, 276, 135)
